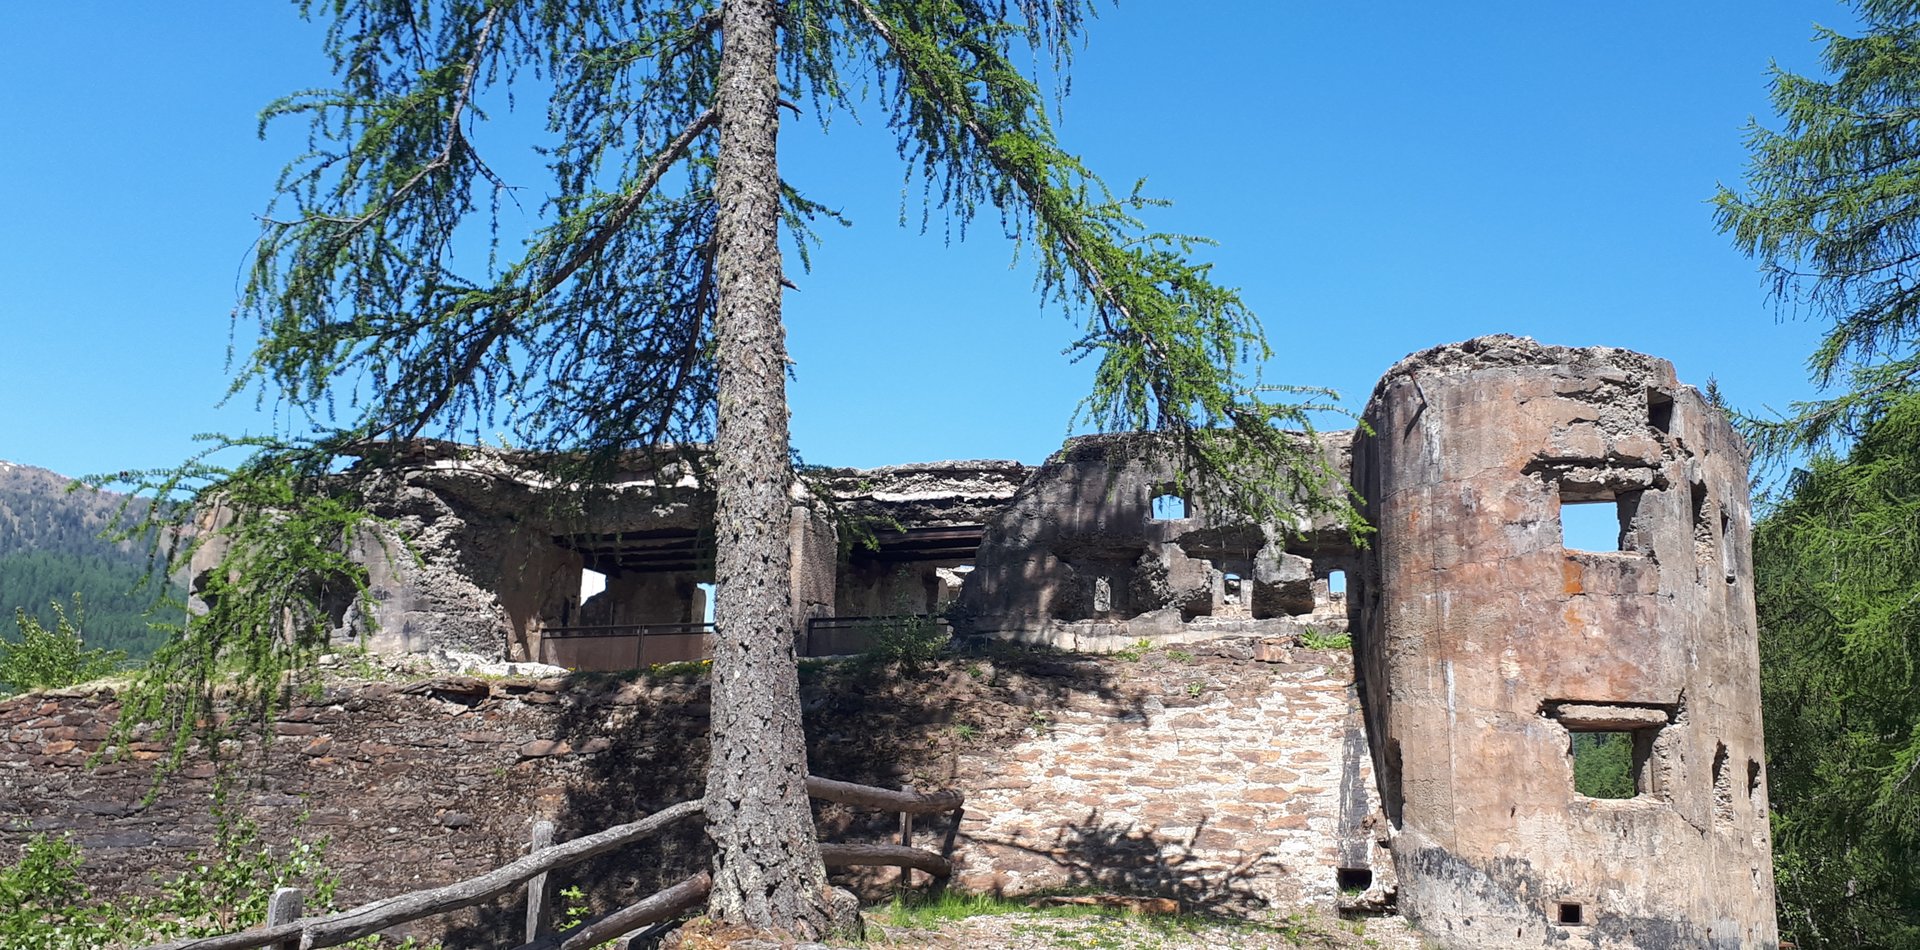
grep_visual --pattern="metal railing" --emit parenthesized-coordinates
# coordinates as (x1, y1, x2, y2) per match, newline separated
(534, 616, 955, 671)
(803, 614, 952, 657)
(537, 622, 715, 670)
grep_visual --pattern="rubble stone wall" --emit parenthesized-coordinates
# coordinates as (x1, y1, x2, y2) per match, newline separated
(0, 642, 1385, 946)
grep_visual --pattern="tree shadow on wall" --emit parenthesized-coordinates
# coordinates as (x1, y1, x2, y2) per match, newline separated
(440, 646, 1151, 944)
(439, 674, 712, 950)
(800, 644, 1146, 887)
(995, 809, 1276, 915)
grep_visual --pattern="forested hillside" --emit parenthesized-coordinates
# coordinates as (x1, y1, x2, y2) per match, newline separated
(0, 461, 175, 658)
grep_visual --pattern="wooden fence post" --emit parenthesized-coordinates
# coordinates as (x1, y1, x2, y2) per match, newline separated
(266, 887, 302, 950)
(898, 785, 916, 888)
(525, 819, 556, 943)
(936, 805, 963, 893)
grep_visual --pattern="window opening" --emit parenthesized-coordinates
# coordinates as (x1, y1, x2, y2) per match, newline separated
(1558, 902, 1585, 926)
(1327, 569, 1347, 594)
(1648, 390, 1674, 434)
(1561, 500, 1624, 552)
(1721, 509, 1736, 584)
(1150, 493, 1188, 520)
(580, 567, 608, 604)
(1712, 742, 1735, 826)
(1336, 867, 1373, 893)
(1222, 572, 1242, 605)
(1747, 759, 1764, 815)
(1690, 481, 1713, 571)
(1570, 732, 1636, 798)
(696, 581, 717, 625)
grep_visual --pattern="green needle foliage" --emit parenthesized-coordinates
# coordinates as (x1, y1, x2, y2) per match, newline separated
(1753, 391, 1920, 949)
(116, 2, 1360, 764)
(226, 0, 1356, 525)
(1720, 3, 1920, 945)
(1714, 0, 1920, 457)
(1568, 732, 1635, 800)
(118, 1, 1360, 930)
(110, 437, 390, 777)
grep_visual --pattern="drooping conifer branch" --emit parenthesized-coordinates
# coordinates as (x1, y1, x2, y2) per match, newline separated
(401, 107, 720, 439)
(843, 0, 1361, 534)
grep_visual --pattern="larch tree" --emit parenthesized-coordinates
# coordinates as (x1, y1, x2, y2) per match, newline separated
(1715, 1, 1920, 945)
(1714, 0, 1920, 457)
(162, 0, 1355, 935)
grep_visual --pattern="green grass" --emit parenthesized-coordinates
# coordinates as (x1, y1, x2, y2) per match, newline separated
(869, 890, 1042, 929)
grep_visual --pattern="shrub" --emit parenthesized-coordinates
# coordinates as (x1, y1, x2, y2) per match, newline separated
(0, 788, 430, 948)
(858, 612, 949, 674)
(0, 596, 125, 696)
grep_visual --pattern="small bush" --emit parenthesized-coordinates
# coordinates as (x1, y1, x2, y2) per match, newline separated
(862, 614, 949, 672)
(0, 789, 429, 948)
(1298, 628, 1351, 651)
(0, 596, 126, 696)
(0, 833, 114, 950)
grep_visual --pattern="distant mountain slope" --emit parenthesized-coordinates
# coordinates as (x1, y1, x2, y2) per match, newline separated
(0, 461, 175, 658)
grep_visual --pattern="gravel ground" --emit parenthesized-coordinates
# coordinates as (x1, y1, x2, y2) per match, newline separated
(857, 911, 1429, 949)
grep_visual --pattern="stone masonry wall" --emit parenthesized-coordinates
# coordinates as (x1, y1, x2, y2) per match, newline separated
(0, 640, 1386, 946)
(947, 641, 1389, 911)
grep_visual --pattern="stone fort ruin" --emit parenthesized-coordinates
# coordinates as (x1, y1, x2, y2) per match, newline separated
(184, 336, 1775, 948)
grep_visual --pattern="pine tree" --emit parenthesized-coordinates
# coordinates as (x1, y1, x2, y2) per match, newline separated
(171, 1, 1355, 934)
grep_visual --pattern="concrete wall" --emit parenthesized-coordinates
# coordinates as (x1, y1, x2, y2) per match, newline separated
(955, 434, 1340, 653)
(1352, 336, 1776, 949)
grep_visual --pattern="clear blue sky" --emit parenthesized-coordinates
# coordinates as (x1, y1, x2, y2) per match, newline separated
(0, 2, 1849, 480)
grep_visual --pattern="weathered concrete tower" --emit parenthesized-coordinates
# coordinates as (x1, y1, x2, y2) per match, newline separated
(1351, 337, 1776, 948)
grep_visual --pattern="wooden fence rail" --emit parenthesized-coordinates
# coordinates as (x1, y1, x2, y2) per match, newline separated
(513, 873, 711, 950)
(142, 777, 964, 950)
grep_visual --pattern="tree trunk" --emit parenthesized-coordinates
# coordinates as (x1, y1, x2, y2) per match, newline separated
(705, 0, 833, 937)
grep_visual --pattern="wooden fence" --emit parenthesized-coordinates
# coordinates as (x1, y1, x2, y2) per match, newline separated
(145, 777, 966, 950)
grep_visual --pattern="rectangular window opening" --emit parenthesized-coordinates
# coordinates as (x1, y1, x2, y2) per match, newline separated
(1648, 390, 1674, 434)
(1150, 493, 1189, 521)
(696, 581, 717, 625)
(1712, 742, 1735, 826)
(1558, 902, 1585, 926)
(1327, 569, 1347, 594)
(1336, 867, 1373, 893)
(1721, 509, 1737, 585)
(1570, 731, 1638, 799)
(580, 567, 609, 604)
(1561, 499, 1625, 552)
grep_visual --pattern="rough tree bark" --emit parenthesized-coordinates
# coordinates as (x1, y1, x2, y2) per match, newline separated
(704, 0, 834, 936)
